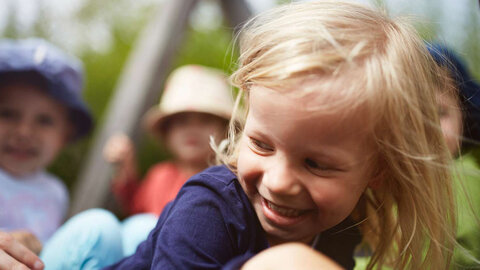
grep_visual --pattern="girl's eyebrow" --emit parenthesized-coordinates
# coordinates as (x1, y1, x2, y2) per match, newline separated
(243, 117, 269, 136)
(305, 149, 344, 163)
(244, 127, 268, 138)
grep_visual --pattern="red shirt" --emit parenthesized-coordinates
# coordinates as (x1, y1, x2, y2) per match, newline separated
(112, 162, 190, 216)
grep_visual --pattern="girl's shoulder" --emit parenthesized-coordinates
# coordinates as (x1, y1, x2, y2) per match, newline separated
(171, 165, 256, 229)
(187, 165, 238, 188)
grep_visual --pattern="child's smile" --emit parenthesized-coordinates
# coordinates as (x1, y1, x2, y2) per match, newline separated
(3, 144, 39, 161)
(236, 83, 376, 246)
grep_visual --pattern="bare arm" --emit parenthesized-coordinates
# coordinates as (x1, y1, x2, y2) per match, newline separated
(242, 243, 344, 270)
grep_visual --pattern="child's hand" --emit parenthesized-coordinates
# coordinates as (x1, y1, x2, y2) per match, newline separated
(103, 133, 135, 165)
(103, 133, 138, 184)
(0, 230, 44, 270)
(242, 243, 344, 270)
(10, 230, 43, 255)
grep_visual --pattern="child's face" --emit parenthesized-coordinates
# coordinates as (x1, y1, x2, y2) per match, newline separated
(0, 83, 71, 177)
(165, 112, 226, 166)
(436, 92, 462, 156)
(236, 83, 375, 246)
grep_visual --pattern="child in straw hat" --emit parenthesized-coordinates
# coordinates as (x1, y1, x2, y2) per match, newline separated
(104, 64, 234, 216)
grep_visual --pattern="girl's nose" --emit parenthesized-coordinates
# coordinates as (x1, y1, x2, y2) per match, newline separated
(262, 160, 303, 196)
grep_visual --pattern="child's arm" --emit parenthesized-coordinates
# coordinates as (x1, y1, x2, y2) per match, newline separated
(104, 166, 268, 269)
(0, 230, 44, 270)
(103, 134, 141, 212)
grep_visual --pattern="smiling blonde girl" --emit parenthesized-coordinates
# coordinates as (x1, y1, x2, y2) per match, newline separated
(220, 1, 456, 269)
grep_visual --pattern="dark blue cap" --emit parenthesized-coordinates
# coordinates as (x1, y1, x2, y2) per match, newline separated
(427, 43, 480, 150)
(0, 38, 93, 140)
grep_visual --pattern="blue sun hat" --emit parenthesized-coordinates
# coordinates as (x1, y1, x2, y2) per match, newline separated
(0, 38, 93, 140)
(427, 43, 480, 150)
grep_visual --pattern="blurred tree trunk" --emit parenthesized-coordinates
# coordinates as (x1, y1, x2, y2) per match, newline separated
(69, 0, 200, 216)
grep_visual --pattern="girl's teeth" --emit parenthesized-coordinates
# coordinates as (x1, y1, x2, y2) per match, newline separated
(267, 200, 304, 217)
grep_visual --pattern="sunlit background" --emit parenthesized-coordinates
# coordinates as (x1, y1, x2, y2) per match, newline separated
(1, 0, 478, 197)
(1, 0, 248, 52)
(1, 0, 478, 55)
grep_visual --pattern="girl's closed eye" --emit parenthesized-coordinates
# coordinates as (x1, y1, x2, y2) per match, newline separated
(305, 158, 341, 176)
(248, 137, 274, 154)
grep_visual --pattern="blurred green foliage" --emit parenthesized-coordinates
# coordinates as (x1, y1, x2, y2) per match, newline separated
(1, 0, 237, 193)
(136, 25, 237, 178)
(1, 0, 480, 197)
(51, 25, 237, 191)
(48, 28, 135, 190)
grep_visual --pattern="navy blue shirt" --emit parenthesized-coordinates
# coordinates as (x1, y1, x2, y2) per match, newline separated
(105, 165, 361, 270)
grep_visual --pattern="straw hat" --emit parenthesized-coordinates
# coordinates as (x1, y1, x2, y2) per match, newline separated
(144, 65, 234, 137)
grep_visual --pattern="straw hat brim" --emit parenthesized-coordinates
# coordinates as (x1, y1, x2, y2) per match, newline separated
(143, 107, 169, 138)
(143, 107, 231, 138)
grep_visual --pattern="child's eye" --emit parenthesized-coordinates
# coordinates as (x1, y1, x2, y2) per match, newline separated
(0, 107, 18, 120)
(438, 106, 448, 117)
(249, 137, 274, 153)
(37, 114, 55, 126)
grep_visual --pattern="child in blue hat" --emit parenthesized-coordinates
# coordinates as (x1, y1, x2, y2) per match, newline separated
(0, 38, 93, 254)
(428, 43, 480, 268)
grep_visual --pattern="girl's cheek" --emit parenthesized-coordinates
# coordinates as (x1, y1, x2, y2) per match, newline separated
(310, 184, 347, 207)
(237, 149, 263, 190)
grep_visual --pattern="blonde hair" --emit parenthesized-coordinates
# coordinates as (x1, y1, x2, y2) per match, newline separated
(216, 1, 456, 269)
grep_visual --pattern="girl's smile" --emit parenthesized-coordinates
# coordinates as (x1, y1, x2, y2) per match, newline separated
(261, 197, 312, 226)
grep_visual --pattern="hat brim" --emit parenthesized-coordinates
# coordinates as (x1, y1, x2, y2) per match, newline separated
(143, 108, 230, 139)
(143, 107, 168, 138)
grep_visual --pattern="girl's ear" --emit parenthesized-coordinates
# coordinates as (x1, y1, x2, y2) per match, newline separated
(368, 169, 385, 190)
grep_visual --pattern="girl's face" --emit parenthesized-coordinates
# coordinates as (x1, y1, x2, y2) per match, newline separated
(436, 92, 462, 156)
(236, 84, 375, 246)
(165, 112, 226, 166)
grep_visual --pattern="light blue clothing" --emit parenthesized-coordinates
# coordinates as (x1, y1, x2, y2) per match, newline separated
(121, 214, 158, 256)
(40, 209, 157, 270)
(41, 166, 361, 270)
(0, 168, 68, 243)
